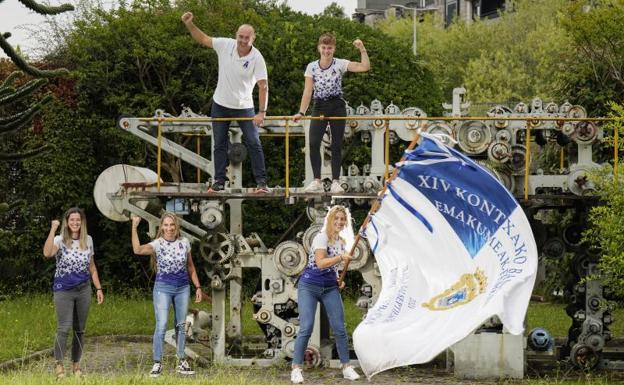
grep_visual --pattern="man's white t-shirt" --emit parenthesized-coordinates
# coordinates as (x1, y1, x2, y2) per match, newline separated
(212, 38, 268, 109)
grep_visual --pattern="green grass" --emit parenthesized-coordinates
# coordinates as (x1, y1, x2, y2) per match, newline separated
(526, 302, 624, 337)
(0, 371, 286, 385)
(2, 368, 623, 385)
(0, 293, 264, 362)
(0, 294, 156, 362)
(2, 294, 624, 377)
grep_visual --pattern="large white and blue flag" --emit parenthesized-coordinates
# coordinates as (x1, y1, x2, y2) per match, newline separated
(353, 134, 537, 377)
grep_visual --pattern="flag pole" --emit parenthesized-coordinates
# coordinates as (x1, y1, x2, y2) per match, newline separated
(339, 130, 423, 285)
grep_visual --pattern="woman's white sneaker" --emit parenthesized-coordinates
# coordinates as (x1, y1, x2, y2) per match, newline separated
(290, 367, 304, 383)
(176, 359, 195, 375)
(330, 180, 345, 194)
(342, 365, 360, 381)
(303, 180, 324, 193)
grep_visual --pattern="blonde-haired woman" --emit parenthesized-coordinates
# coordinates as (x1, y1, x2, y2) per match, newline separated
(131, 213, 203, 377)
(294, 33, 370, 194)
(43, 207, 104, 379)
(290, 205, 360, 383)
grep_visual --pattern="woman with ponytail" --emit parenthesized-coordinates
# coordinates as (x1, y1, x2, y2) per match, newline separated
(131, 212, 203, 377)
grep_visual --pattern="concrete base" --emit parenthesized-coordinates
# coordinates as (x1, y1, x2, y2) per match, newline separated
(450, 332, 524, 379)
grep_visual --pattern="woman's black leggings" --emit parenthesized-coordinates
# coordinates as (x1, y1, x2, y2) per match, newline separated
(309, 97, 346, 180)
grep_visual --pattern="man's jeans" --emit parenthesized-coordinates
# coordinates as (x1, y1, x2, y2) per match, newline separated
(211, 101, 267, 185)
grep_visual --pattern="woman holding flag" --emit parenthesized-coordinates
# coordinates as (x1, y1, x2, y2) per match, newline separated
(290, 205, 361, 383)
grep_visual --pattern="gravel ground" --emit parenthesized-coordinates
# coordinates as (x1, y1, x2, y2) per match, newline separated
(6, 336, 624, 384)
(5, 336, 503, 384)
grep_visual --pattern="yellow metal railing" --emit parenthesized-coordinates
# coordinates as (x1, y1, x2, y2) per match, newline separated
(524, 122, 532, 202)
(147, 115, 621, 200)
(157, 119, 162, 191)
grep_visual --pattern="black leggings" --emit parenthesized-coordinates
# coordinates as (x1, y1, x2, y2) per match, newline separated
(309, 98, 346, 180)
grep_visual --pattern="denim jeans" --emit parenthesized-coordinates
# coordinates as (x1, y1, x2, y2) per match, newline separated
(211, 101, 267, 185)
(152, 281, 189, 361)
(292, 281, 350, 365)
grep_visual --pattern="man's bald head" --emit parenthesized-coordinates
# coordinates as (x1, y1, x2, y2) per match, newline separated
(237, 24, 255, 36)
(235, 24, 256, 53)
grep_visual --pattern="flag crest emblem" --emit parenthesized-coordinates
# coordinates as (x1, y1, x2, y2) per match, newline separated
(422, 268, 487, 311)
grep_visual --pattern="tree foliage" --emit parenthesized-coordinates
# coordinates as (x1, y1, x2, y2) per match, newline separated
(557, 0, 624, 115)
(585, 102, 624, 298)
(1, 0, 73, 222)
(378, 0, 574, 106)
(321, 2, 346, 19)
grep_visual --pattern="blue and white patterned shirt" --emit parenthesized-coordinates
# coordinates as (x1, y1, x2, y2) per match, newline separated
(299, 232, 344, 287)
(304, 58, 350, 101)
(52, 235, 93, 291)
(149, 237, 191, 286)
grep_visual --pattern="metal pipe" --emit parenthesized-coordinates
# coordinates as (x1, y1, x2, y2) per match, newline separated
(524, 124, 531, 202)
(157, 119, 162, 192)
(140, 116, 618, 123)
(196, 136, 201, 183)
(384, 120, 390, 181)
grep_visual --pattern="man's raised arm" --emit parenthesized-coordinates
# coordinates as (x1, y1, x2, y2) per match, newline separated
(181, 12, 213, 48)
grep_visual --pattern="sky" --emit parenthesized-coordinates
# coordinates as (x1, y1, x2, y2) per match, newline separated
(0, 0, 357, 58)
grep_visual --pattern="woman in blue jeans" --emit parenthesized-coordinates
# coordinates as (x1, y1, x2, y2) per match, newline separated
(291, 205, 361, 383)
(131, 213, 203, 377)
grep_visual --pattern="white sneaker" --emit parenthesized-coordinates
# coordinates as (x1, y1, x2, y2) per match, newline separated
(149, 362, 162, 378)
(303, 180, 324, 193)
(330, 180, 345, 194)
(290, 367, 304, 383)
(342, 365, 360, 381)
(176, 359, 195, 375)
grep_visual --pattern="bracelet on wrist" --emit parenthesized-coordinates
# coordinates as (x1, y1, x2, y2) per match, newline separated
(298, 111, 306, 116)
(259, 110, 266, 113)
(96, 288, 102, 291)
(195, 286, 201, 290)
